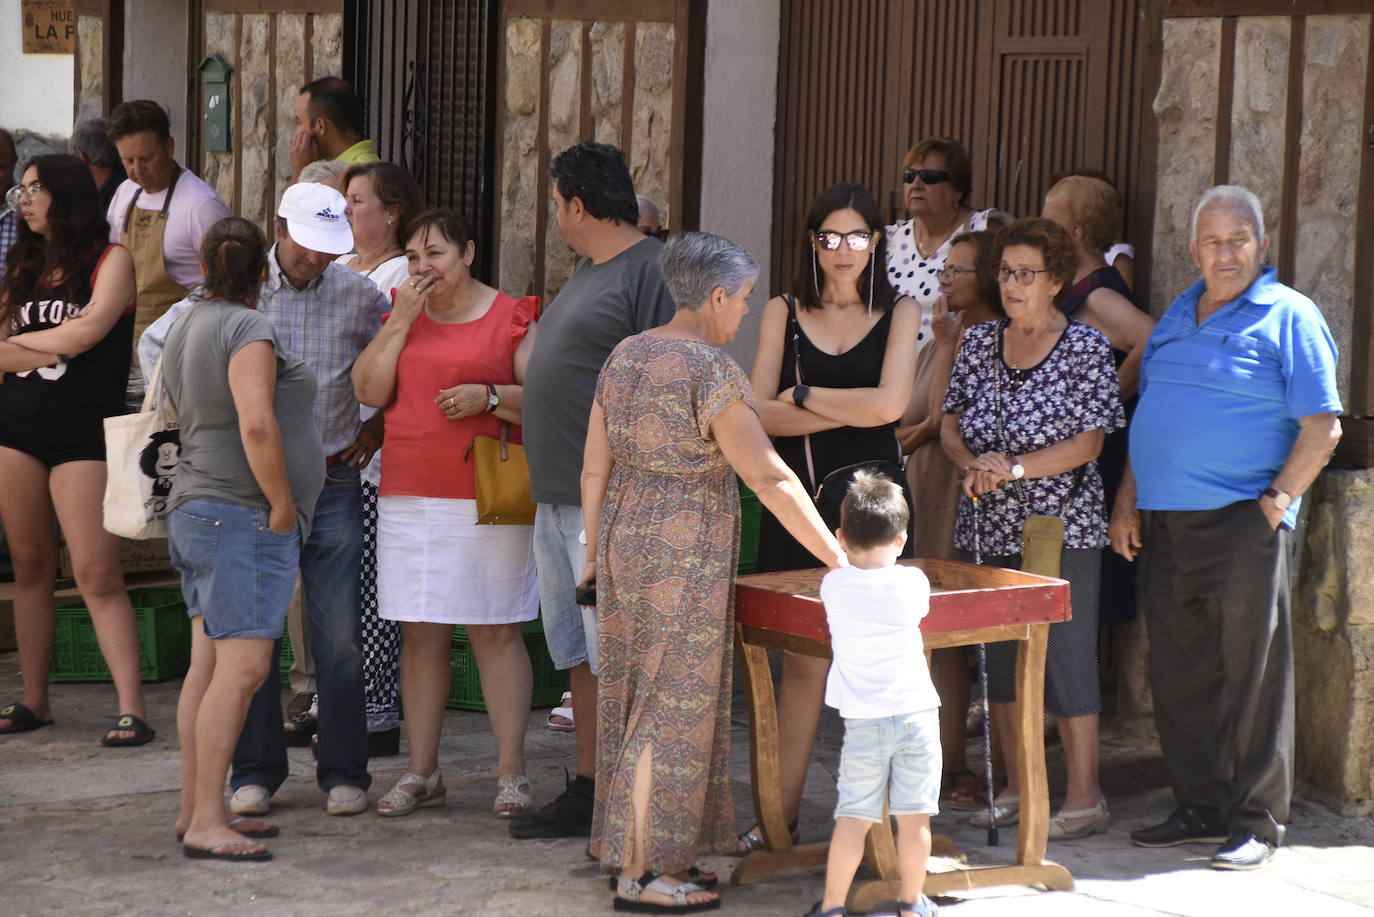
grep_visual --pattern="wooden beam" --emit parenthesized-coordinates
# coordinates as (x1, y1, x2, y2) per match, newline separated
(1334, 417, 1374, 468)
(1213, 16, 1236, 185)
(101, 0, 124, 114)
(205, 0, 339, 12)
(504, 0, 677, 22)
(1164, 0, 1373, 15)
(1349, 11, 1374, 417)
(578, 20, 593, 142)
(1277, 16, 1305, 287)
(1131, 0, 1166, 314)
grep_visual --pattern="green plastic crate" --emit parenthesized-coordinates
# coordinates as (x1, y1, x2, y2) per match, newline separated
(50, 586, 191, 682)
(279, 631, 294, 687)
(738, 478, 761, 574)
(448, 618, 568, 712)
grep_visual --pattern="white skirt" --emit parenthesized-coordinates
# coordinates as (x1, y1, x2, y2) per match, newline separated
(377, 495, 539, 625)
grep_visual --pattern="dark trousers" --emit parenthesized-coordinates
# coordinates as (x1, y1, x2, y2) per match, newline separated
(232, 467, 372, 794)
(1139, 500, 1293, 846)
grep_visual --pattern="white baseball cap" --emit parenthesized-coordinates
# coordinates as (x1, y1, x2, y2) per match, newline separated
(277, 182, 354, 255)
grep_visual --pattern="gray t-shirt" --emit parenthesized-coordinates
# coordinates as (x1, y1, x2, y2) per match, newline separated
(523, 237, 678, 505)
(162, 300, 326, 536)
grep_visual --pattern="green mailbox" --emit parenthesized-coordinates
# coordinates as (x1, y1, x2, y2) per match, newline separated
(199, 53, 234, 153)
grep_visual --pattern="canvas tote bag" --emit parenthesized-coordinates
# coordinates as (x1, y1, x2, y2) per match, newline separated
(102, 361, 179, 539)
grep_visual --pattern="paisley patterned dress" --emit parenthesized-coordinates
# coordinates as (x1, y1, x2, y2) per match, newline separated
(588, 332, 757, 874)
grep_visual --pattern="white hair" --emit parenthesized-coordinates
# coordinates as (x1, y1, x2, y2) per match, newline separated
(1191, 184, 1265, 241)
(660, 231, 757, 310)
(636, 194, 663, 223)
(297, 159, 348, 188)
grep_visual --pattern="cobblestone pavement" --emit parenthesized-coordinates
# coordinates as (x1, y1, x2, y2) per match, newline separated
(3, 652, 1372, 916)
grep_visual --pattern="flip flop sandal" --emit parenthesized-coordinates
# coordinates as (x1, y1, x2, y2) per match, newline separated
(899, 895, 939, 916)
(803, 905, 847, 917)
(100, 714, 155, 747)
(613, 872, 720, 913)
(176, 817, 279, 843)
(734, 816, 799, 855)
(182, 841, 273, 862)
(0, 702, 54, 734)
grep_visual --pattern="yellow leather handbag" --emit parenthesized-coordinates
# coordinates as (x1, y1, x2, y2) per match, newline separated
(466, 421, 537, 525)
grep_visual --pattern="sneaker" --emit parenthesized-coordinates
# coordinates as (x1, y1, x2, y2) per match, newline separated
(325, 785, 369, 816)
(1130, 806, 1227, 847)
(508, 770, 593, 839)
(229, 784, 271, 816)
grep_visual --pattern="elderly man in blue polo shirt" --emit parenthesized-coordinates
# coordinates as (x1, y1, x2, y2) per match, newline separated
(1110, 185, 1341, 870)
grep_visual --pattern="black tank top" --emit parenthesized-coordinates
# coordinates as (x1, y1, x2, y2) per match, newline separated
(1057, 265, 1134, 319)
(0, 244, 134, 432)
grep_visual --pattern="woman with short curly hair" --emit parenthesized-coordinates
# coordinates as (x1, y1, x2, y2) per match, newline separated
(940, 217, 1124, 841)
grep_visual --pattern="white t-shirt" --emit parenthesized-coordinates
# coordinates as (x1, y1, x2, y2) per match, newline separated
(337, 252, 410, 487)
(106, 168, 233, 289)
(821, 563, 939, 719)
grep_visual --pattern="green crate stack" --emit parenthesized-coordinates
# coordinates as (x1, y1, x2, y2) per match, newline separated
(738, 478, 761, 574)
(448, 617, 567, 712)
(50, 586, 191, 682)
(278, 631, 294, 687)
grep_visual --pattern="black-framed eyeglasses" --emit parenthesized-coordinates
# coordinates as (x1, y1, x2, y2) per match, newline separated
(937, 266, 978, 282)
(903, 168, 951, 185)
(813, 229, 874, 252)
(4, 181, 44, 210)
(997, 265, 1049, 286)
(642, 226, 669, 241)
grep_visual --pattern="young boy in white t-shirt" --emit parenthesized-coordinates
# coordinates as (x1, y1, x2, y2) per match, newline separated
(807, 470, 940, 917)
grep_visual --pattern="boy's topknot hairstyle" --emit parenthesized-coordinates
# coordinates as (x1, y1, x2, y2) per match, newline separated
(839, 470, 909, 550)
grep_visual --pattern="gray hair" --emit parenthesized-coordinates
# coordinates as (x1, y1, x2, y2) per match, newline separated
(1191, 184, 1265, 241)
(636, 195, 663, 224)
(69, 119, 119, 168)
(660, 231, 758, 310)
(297, 159, 348, 188)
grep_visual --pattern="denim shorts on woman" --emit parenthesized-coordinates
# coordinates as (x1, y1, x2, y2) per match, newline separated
(834, 709, 942, 822)
(168, 497, 301, 640)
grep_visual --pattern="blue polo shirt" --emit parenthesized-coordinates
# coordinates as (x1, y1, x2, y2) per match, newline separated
(1130, 267, 1340, 528)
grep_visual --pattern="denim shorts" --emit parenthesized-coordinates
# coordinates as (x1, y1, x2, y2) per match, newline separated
(168, 497, 301, 640)
(834, 709, 942, 822)
(533, 503, 598, 674)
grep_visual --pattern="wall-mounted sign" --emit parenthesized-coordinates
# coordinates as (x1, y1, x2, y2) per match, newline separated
(22, 0, 75, 54)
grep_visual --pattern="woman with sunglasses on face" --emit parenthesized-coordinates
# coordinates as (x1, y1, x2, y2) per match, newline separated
(742, 182, 920, 853)
(895, 230, 1006, 809)
(941, 218, 1123, 841)
(885, 138, 1009, 354)
(0, 154, 152, 746)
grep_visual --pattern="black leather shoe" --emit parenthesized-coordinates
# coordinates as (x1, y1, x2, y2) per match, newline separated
(1130, 807, 1228, 847)
(1211, 829, 1274, 870)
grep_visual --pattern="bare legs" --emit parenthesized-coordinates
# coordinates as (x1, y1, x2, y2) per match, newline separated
(178, 626, 274, 852)
(569, 662, 598, 779)
(0, 452, 143, 739)
(820, 814, 931, 913)
(396, 621, 453, 779)
(614, 746, 718, 908)
(776, 651, 829, 820)
(931, 648, 972, 778)
(465, 623, 533, 785)
(989, 701, 1101, 812)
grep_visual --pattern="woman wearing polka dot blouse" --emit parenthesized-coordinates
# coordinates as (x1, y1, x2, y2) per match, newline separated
(885, 137, 1009, 355)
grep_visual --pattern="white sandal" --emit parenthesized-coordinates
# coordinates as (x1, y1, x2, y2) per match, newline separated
(546, 691, 575, 732)
(494, 774, 532, 817)
(376, 770, 446, 817)
(1047, 796, 1109, 840)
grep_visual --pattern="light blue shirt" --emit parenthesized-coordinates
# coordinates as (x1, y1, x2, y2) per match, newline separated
(1130, 267, 1341, 528)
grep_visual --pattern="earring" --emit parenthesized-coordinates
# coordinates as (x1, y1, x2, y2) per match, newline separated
(867, 253, 875, 318)
(812, 247, 821, 300)
(387, 219, 393, 227)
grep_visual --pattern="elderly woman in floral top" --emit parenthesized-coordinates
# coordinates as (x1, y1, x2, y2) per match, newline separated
(941, 217, 1123, 842)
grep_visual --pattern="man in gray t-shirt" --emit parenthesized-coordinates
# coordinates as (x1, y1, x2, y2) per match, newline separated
(512, 142, 676, 841)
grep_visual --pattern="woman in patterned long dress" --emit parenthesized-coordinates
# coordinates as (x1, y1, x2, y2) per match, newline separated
(581, 233, 845, 913)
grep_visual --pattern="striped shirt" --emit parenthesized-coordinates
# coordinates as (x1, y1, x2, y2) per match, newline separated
(0, 208, 17, 281)
(259, 245, 388, 455)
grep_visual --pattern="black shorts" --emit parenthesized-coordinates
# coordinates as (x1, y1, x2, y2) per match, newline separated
(0, 416, 106, 468)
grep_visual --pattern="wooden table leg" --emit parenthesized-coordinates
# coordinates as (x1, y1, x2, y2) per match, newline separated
(1014, 622, 1050, 866)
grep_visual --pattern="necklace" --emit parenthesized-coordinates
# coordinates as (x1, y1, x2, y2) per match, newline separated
(916, 206, 967, 258)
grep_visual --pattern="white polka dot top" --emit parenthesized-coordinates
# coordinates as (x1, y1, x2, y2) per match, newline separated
(885, 209, 1001, 355)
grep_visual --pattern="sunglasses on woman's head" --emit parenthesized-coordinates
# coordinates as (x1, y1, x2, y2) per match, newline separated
(903, 168, 951, 185)
(813, 229, 874, 252)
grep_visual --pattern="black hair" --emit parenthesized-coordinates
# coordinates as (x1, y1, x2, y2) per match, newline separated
(139, 430, 181, 478)
(948, 230, 1004, 316)
(791, 182, 897, 312)
(839, 469, 909, 551)
(1, 154, 108, 329)
(549, 142, 639, 225)
(301, 77, 365, 139)
(107, 100, 171, 143)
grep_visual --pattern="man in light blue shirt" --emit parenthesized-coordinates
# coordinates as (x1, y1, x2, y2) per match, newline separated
(1110, 185, 1341, 870)
(227, 183, 388, 820)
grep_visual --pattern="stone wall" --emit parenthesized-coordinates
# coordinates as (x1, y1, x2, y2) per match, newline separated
(1293, 468, 1374, 816)
(199, 10, 343, 232)
(496, 14, 676, 302)
(1152, 13, 1374, 811)
(75, 14, 102, 125)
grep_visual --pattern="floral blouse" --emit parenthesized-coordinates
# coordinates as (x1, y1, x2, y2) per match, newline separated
(943, 320, 1124, 555)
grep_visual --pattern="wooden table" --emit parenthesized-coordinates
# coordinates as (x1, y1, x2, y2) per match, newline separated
(730, 557, 1075, 912)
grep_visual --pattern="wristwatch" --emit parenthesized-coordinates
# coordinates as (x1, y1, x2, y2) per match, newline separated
(1262, 487, 1291, 511)
(1010, 461, 1026, 480)
(485, 383, 500, 413)
(793, 384, 811, 409)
